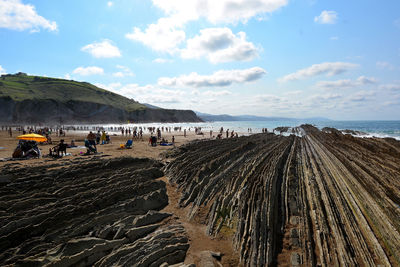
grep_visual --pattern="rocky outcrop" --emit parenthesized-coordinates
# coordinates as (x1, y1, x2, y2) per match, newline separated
(0, 97, 201, 124)
(0, 157, 189, 266)
(164, 125, 400, 266)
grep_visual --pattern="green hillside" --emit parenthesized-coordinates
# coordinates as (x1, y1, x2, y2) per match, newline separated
(0, 73, 146, 112)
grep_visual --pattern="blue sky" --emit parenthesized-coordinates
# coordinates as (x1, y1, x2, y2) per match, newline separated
(1, 0, 400, 120)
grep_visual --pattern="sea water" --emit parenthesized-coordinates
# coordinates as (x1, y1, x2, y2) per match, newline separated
(70, 120, 400, 140)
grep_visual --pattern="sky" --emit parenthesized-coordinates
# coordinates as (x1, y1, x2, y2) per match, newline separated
(1, 0, 400, 120)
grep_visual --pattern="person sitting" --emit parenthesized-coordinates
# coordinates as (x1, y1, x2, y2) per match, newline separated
(105, 135, 111, 144)
(69, 139, 76, 148)
(125, 139, 133, 149)
(84, 139, 96, 154)
(45, 134, 52, 145)
(87, 131, 97, 152)
(13, 140, 41, 158)
(49, 139, 67, 157)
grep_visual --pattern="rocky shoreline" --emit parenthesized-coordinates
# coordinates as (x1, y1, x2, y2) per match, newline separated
(1, 125, 400, 266)
(0, 157, 189, 266)
(164, 125, 400, 266)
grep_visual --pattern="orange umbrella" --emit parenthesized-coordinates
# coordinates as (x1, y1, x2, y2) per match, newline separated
(17, 133, 47, 142)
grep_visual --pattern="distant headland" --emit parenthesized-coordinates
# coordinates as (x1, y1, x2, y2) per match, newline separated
(0, 73, 202, 124)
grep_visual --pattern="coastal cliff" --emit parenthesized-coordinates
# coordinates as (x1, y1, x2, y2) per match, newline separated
(0, 73, 202, 124)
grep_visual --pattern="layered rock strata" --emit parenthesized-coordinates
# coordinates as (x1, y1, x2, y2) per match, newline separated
(164, 125, 400, 266)
(0, 157, 189, 266)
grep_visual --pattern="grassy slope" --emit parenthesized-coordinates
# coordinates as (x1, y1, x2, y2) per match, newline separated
(0, 74, 146, 112)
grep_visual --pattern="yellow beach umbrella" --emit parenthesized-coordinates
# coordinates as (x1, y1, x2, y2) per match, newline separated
(17, 133, 47, 142)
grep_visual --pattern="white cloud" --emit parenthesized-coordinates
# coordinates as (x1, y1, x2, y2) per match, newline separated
(64, 73, 71, 80)
(310, 93, 342, 102)
(348, 90, 375, 102)
(0, 65, 6, 74)
(125, 17, 186, 53)
(356, 76, 376, 84)
(81, 39, 121, 58)
(316, 76, 376, 89)
(202, 90, 232, 97)
(95, 82, 122, 92)
(158, 67, 266, 88)
(0, 0, 57, 32)
(256, 94, 285, 103)
(181, 28, 258, 63)
(279, 62, 358, 82)
(112, 72, 124, 78)
(330, 36, 339, 40)
(112, 65, 134, 77)
(72, 66, 104, 76)
(126, 0, 287, 53)
(376, 61, 395, 70)
(152, 0, 288, 24)
(380, 84, 400, 91)
(107, 1, 113, 7)
(383, 101, 400, 107)
(153, 58, 172, 63)
(314, 10, 338, 24)
(98, 82, 187, 104)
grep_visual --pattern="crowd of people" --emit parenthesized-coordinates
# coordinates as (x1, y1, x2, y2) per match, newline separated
(1, 124, 261, 160)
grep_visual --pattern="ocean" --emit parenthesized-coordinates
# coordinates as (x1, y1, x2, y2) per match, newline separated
(75, 120, 400, 140)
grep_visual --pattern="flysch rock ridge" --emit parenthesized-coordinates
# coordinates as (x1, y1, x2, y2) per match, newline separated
(0, 157, 189, 266)
(164, 124, 400, 266)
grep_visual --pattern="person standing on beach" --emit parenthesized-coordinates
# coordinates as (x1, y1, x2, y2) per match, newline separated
(9, 127, 12, 137)
(96, 131, 101, 145)
(100, 131, 106, 145)
(184, 129, 186, 138)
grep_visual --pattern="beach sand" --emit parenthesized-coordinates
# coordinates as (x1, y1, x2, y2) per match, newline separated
(0, 128, 209, 166)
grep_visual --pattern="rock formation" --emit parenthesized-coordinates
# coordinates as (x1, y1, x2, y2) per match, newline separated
(165, 125, 400, 266)
(0, 157, 189, 266)
(0, 97, 202, 124)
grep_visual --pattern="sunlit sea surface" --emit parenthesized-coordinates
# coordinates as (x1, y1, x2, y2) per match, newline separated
(67, 120, 400, 140)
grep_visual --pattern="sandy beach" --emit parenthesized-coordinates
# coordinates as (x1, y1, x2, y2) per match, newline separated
(0, 128, 209, 166)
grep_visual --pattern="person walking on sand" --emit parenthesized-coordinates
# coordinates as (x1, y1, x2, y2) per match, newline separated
(184, 129, 186, 138)
(9, 127, 12, 137)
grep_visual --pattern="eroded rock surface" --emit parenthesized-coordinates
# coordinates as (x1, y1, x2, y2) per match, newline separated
(0, 157, 189, 266)
(165, 125, 400, 266)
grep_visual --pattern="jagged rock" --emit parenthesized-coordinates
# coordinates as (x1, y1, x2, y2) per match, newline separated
(0, 157, 189, 266)
(133, 210, 172, 227)
(199, 251, 216, 267)
(165, 125, 400, 266)
(291, 253, 301, 266)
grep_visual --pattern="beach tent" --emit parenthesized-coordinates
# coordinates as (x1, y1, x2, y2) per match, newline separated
(17, 133, 47, 142)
